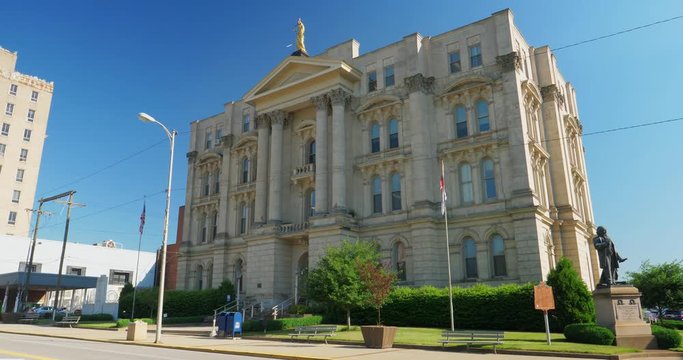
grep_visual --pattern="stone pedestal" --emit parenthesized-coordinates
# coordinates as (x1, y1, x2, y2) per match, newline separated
(126, 321, 148, 341)
(593, 285, 657, 349)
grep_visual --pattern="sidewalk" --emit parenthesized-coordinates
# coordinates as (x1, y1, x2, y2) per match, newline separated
(0, 323, 674, 360)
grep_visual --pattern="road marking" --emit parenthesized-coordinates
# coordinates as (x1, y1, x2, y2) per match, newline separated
(0, 350, 56, 360)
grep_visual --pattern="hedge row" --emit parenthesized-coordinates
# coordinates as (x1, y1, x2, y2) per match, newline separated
(652, 325, 682, 349)
(116, 318, 155, 328)
(343, 284, 546, 331)
(659, 319, 683, 330)
(242, 315, 323, 332)
(564, 323, 615, 345)
(80, 313, 114, 322)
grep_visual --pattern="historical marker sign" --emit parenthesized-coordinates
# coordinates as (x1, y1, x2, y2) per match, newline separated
(534, 281, 555, 311)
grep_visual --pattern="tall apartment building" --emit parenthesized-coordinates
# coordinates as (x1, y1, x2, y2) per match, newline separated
(0, 46, 53, 236)
(177, 9, 599, 305)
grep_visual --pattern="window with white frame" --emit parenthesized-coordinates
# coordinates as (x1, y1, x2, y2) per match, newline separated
(19, 148, 28, 161)
(23, 129, 31, 141)
(463, 237, 478, 278)
(8, 211, 17, 225)
(368, 71, 377, 92)
(31, 91, 38, 102)
(391, 173, 401, 211)
(491, 234, 507, 277)
(476, 100, 490, 132)
(27, 109, 35, 122)
(19, 262, 41, 273)
(12, 190, 20, 203)
(384, 65, 395, 87)
(459, 163, 473, 204)
(481, 158, 497, 200)
(372, 176, 382, 214)
(109, 270, 132, 285)
(16, 169, 24, 182)
(370, 123, 380, 153)
(448, 51, 461, 74)
(469, 44, 482, 68)
(1, 123, 9, 136)
(9, 84, 17, 95)
(388, 119, 399, 149)
(455, 106, 467, 138)
(5, 103, 14, 116)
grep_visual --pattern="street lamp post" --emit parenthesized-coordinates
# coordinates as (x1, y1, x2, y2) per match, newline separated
(138, 112, 176, 344)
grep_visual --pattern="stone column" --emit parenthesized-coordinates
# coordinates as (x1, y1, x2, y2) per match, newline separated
(329, 88, 351, 211)
(311, 95, 329, 214)
(405, 73, 436, 208)
(267, 110, 286, 223)
(254, 114, 270, 224)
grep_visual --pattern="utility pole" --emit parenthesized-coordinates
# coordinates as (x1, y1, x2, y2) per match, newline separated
(20, 206, 51, 311)
(52, 193, 85, 319)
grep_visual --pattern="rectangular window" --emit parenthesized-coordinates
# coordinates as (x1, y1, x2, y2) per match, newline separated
(20, 148, 28, 161)
(8, 211, 17, 225)
(16, 169, 25, 182)
(469, 44, 482, 68)
(27, 109, 35, 122)
(449, 51, 461, 73)
(493, 255, 507, 277)
(5, 103, 14, 115)
(23, 129, 32, 141)
(1, 123, 9, 136)
(368, 71, 377, 92)
(215, 127, 222, 147)
(109, 270, 132, 285)
(0, 143, 5, 156)
(19, 262, 41, 273)
(242, 113, 250, 133)
(205, 129, 212, 149)
(9, 84, 18, 95)
(391, 190, 401, 211)
(67, 266, 86, 276)
(12, 190, 21, 203)
(384, 65, 395, 87)
(31, 91, 39, 102)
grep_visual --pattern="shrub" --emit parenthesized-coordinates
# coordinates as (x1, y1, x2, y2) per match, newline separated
(652, 325, 682, 349)
(659, 319, 683, 330)
(564, 323, 615, 345)
(242, 316, 323, 332)
(116, 318, 155, 328)
(546, 258, 596, 332)
(80, 314, 114, 322)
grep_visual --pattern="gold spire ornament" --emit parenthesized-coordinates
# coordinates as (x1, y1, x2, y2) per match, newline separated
(295, 18, 308, 56)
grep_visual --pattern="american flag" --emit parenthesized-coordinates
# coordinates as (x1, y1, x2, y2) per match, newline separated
(440, 161, 447, 216)
(139, 203, 146, 235)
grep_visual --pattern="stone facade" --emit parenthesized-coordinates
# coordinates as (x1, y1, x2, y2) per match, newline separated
(177, 9, 599, 306)
(0, 46, 54, 236)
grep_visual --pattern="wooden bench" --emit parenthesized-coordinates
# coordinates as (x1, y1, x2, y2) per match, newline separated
(55, 315, 81, 328)
(18, 313, 39, 324)
(439, 330, 504, 354)
(288, 325, 337, 344)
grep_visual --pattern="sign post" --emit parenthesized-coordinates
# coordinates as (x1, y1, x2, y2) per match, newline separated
(534, 281, 555, 345)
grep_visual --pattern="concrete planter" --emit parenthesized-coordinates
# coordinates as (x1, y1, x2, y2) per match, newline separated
(360, 325, 397, 349)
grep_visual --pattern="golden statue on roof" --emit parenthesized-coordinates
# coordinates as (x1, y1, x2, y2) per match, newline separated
(295, 18, 308, 56)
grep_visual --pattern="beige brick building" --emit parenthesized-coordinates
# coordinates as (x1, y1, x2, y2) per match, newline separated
(177, 9, 599, 306)
(0, 46, 53, 236)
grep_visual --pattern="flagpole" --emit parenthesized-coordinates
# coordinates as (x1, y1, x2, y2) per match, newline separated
(442, 160, 455, 331)
(132, 201, 145, 320)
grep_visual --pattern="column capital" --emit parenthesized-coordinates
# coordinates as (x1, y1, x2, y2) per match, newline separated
(496, 51, 521, 72)
(268, 110, 287, 126)
(255, 113, 270, 129)
(311, 95, 329, 111)
(329, 88, 351, 106)
(541, 84, 565, 105)
(405, 73, 435, 95)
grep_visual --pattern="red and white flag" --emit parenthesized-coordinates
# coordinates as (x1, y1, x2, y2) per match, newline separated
(440, 161, 447, 216)
(139, 203, 146, 235)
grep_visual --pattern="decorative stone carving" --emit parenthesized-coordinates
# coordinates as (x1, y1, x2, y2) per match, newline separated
(329, 88, 351, 106)
(186, 151, 198, 161)
(268, 110, 287, 126)
(541, 84, 565, 105)
(311, 95, 329, 110)
(220, 134, 234, 148)
(496, 52, 521, 72)
(404, 73, 435, 95)
(255, 114, 270, 129)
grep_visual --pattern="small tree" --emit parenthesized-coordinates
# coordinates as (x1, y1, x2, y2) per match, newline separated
(546, 257, 595, 331)
(629, 261, 683, 318)
(357, 260, 396, 325)
(307, 239, 380, 329)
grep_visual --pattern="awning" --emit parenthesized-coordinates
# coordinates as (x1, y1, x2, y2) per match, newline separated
(0, 272, 98, 290)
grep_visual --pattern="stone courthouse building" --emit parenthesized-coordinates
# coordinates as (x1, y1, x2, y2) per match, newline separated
(177, 9, 599, 305)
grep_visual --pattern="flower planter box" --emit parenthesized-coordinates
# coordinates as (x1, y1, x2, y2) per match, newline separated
(360, 325, 397, 349)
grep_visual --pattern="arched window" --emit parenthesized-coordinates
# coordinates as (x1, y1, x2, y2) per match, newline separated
(491, 234, 507, 277)
(307, 140, 316, 164)
(455, 105, 468, 138)
(239, 203, 247, 234)
(476, 100, 490, 132)
(241, 158, 250, 184)
(392, 242, 406, 281)
(463, 238, 478, 278)
(390, 173, 401, 211)
(388, 119, 399, 149)
(370, 123, 380, 153)
(481, 158, 497, 200)
(235, 259, 244, 293)
(211, 211, 218, 241)
(372, 176, 382, 214)
(459, 163, 473, 204)
(197, 265, 204, 290)
(305, 189, 316, 219)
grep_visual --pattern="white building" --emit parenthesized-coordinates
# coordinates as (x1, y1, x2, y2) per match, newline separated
(0, 46, 54, 236)
(177, 9, 598, 306)
(0, 235, 156, 315)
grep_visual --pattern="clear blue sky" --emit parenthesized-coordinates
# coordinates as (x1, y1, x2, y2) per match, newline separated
(1, 0, 681, 278)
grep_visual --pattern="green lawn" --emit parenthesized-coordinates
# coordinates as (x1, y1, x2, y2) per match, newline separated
(76, 321, 117, 329)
